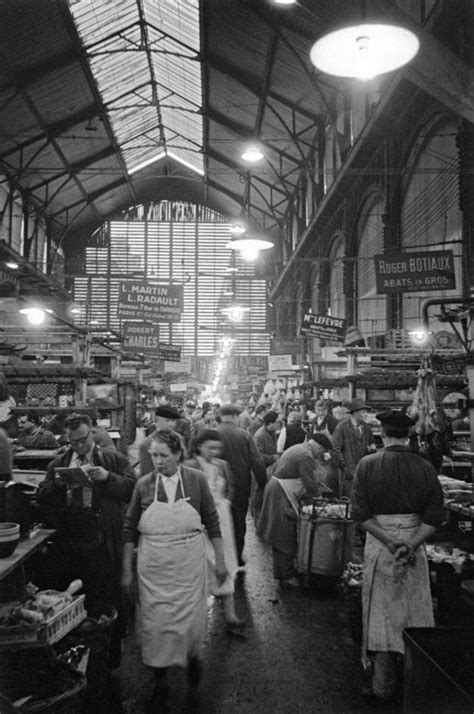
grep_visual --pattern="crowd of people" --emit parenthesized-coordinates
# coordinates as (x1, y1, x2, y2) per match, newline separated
(0, 388, 463, 711)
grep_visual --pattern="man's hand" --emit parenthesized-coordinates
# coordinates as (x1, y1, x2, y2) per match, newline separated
(83, 465, 109, 483)
(386, 539, 406, 556)
(394, 543, 415, 564)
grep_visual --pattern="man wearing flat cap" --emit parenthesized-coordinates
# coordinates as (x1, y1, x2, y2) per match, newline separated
(217, 404, 266, 566)
(332, 398, 376, 498)
(351, 410, 444, 704)
(257, 433, 337, 588)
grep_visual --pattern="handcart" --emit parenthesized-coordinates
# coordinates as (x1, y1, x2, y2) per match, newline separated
(297, 498, 355, 582)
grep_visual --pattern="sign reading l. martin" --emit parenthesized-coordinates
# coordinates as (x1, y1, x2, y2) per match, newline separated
(122, 322, 159, 353)
(300, 313, 346, 342)
(117, 281, 183, 322)
(374, 250, 455, 294)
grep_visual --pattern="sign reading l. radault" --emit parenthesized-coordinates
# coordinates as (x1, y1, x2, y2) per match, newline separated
(117, 281, 183, 322)
(300, 313, 346, 342)
(374, 250, 455, 294)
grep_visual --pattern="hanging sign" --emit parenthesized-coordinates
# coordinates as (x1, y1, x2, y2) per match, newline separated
(164, 356, 192, 373)
(300, 312, 346, 342)
(374, 250, 455, 294)
(122, 322, 159, 353)
(117, 281, 183, 322)
(268, 354, 293, 372)
(157, 343, 181, 362)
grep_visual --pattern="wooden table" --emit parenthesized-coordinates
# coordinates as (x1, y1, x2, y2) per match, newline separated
(13, 450, 57, 470)
(0, 529, 55, 582)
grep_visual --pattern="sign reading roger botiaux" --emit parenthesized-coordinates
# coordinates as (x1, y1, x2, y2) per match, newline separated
(117, 281, 184, 322)
(374, 250, 455, 294)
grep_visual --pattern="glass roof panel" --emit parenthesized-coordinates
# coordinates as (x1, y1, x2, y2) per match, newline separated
(69, 0, 202, 175)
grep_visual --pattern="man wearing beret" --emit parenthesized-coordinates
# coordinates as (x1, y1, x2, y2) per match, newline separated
(217, 403, 267, 566)
(351, 410, 444, 704)
(332, 399, 376, 498)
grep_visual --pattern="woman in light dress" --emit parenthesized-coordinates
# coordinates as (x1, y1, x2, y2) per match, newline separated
(185, 429, 245, 630)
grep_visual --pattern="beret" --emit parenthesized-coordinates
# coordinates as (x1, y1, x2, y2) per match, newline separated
(155, 406, 181, 420)
(220, 403, 242, 416)
(346, 398, 371, 413)
(376, 410, 415, 428)
(310, 433, 333, 451)
(263, 410, 279, 425)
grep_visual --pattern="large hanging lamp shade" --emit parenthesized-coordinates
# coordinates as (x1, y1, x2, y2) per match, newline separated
(310, 23, 419, 80)
(226, 237, 273, 262)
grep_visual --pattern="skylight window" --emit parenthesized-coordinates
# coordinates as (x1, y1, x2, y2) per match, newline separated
(69, 0, 203, 175)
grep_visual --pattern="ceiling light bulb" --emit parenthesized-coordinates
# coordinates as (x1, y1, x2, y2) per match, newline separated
(19, 307, 47, 325)
(241, 146, 264, 163)
(229, 224, 246, 236)
(6, 261, 19, 269)
(310, 24, 419, 80)
(241, 245, 260, 262)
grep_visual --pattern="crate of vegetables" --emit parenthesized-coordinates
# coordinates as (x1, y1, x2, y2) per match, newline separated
(0, 580, 86, 647)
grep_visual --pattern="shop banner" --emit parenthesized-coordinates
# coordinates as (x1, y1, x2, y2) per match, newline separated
(374, 250, 455, 294)
(117, 281, 183, 322)
(164, 356, 192, 373)
(157, 342, 181, 362)
(268, 354, 293, 371)
(300, 312, 346, 342)
(122, 322, 159, 353)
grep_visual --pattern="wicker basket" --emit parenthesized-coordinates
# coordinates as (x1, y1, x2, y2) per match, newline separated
(0, 648, 85, 714)
(0, 596, 86, 647)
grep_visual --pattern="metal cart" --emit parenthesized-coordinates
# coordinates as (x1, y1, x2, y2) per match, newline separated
(297, 497, 355, 579)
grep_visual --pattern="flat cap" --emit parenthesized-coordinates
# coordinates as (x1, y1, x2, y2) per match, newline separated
(155, 406, 181, 420)
(376, 410, 415, 428)
(346, 398, 371, 413)
(220, 403, 242, 416)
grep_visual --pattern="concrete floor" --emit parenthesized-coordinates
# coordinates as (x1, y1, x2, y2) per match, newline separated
(118, 518, 403, 714)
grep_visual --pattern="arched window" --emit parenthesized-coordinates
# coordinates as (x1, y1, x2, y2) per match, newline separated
(357, 194, 386, 341)
(401, 117, 462, 330)
(328, 236, 345, 319)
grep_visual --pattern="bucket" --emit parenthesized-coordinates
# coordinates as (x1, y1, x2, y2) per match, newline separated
(297, 513, 355, 576)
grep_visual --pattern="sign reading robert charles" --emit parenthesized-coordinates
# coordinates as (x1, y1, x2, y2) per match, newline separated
(300, 312, 347, 342)
(117, 281, 183, 322)
(374, 251, 455, 294)
(123, 322, 159, 353)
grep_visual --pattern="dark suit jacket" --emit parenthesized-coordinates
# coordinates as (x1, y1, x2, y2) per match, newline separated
(332, 419, 374, 480)
(37, 445, 135, 568)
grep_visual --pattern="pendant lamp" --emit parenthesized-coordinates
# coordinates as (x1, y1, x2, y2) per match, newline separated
(310, 3, 419, 81)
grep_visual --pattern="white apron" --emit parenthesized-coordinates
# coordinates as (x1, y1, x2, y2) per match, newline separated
(362, 513, 434, 667)
(275, 476, 304, 516)
(137, 471, 207, 668)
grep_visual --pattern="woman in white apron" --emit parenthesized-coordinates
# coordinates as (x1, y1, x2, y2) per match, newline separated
(122, 429, 227, 708)
(185, 429, 244, 631)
